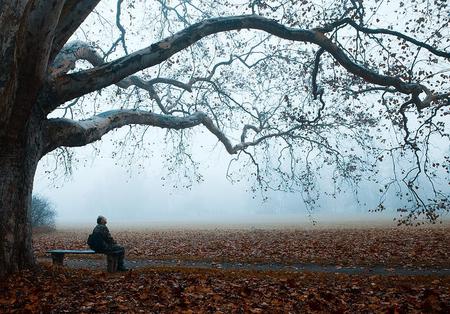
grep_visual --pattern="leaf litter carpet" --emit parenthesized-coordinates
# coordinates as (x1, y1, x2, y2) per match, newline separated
(1, 225, 448, 312)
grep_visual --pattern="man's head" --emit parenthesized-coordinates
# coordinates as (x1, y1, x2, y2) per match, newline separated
(97, 215, 107, 225)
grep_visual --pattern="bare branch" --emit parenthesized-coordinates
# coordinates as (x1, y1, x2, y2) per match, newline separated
(315, 17, 450, 59)
(51, 15, 428, 108)
(50, 41, 266, 116)
(1, 0, 64, 133)
(49, 41, 193, 113)
(50, 0, 101, 62)
(21, 0, 65, 72)
(104, 0, 129, 59)
(43, 107, 315, 161)
(50, 41, 104, 76)
(240, 124, 261, 142)
(44, 110, 209, 153)
(115, 0, 128, 55)
(311, 47, 325, 99)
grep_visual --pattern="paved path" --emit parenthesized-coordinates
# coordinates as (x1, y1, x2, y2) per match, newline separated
(39, 257, 450, 276)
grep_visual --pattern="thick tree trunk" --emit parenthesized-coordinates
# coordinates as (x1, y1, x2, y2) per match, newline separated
(0, 116, 43, 278)
(0, 155, 36, 277)
(0, 1, 52, 276)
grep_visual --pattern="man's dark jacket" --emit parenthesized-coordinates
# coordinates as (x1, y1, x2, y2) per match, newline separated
(88, 224, 116, 252)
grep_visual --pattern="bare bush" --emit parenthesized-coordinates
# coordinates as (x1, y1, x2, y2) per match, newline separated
(30, 195, 56, 229)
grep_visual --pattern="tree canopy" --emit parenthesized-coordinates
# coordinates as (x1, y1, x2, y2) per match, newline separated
(1, 0, 450, 277)
(38, 0, 449, 224)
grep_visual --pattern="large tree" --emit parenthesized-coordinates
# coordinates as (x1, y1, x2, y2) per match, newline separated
(0, 0, 448, 276)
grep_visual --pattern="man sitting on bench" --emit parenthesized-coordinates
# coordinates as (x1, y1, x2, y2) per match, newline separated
(88, 215, 128, 271)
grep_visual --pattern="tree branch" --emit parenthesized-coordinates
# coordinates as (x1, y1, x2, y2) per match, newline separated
(114, 0, 128, 55)
(44, 110, 209, 153)
(315, 17, 450, 59)
(50, 41, 272, 116)
(20, 0, 65, 75)
(50, 41, 104, 76)
(5, 0, 64, 131)
(48, 40, 193, 114)
(49, 0, 101, 63)
(43, 108, 310, 158)
(311, 47, 325, 99)
(51, 15, 427, 109)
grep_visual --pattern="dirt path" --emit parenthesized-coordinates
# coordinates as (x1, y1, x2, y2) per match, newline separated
(39, 257, 450, 276)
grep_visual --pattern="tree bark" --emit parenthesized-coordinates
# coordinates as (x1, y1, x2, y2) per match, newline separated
(0, 116, 43, 278)
(0, 2, 53, 277)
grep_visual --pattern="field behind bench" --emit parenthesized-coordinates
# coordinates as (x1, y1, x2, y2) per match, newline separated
(33, 224, 450, 268)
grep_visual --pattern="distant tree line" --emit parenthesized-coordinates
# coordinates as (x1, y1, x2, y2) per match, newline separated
(30, 195, 56, 229)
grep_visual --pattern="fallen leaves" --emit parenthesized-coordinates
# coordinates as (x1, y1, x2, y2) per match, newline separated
(1, 265, 449, 313)
(33, 225, 450, 267)
(21, 226, 450, 312)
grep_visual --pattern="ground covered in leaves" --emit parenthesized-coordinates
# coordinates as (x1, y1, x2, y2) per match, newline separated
(33, 225, 450, 267)
(1, 263, 449, 313)
(4, 225, 445, 312)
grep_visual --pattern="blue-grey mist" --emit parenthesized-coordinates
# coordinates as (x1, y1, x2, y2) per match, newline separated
(33, 129, 400, 229)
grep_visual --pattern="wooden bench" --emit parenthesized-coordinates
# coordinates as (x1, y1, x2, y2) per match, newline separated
(47, 249, 120, 272)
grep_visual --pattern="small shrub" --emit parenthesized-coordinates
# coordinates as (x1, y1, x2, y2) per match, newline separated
(31, 195, 56, 229)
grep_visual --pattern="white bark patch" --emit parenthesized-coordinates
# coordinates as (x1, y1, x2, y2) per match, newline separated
(158, 42, 171, 49)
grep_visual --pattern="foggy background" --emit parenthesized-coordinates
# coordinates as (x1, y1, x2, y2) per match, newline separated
(33, 128, 397, 228)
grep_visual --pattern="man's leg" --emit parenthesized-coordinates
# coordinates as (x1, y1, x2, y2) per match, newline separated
(110, 245, 126, 270)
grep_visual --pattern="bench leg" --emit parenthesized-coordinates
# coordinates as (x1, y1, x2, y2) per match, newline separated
(107, 254, 119, 272)
(51, 253, 65, 265)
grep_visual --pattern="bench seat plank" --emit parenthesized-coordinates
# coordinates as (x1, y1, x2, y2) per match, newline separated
(46, 249, 119, 272)
(47, 249, 96, 254)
